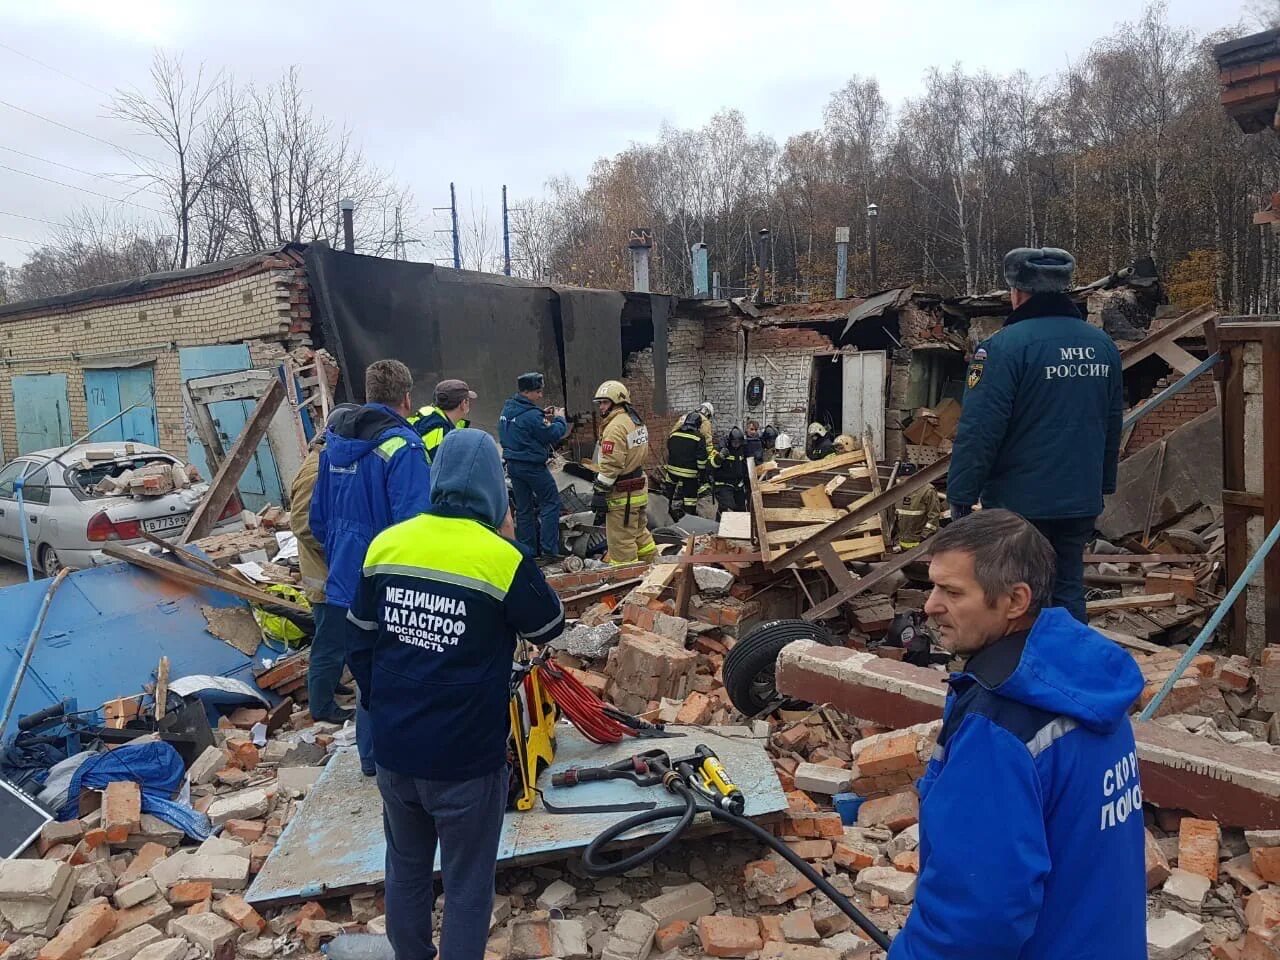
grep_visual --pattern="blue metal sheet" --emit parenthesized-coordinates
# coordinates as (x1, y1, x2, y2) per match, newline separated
(0, 561, 273, 740)
(246, 725, 787, 906)
(84, 368, 158, 446)
(178, 346, 284, 510)
(11, 374, 72, 454)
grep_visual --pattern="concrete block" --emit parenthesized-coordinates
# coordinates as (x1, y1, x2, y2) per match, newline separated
(551, 919, 591, 960)
(205, 788, 269, 827)
(175, 854, 250, 891)
(535, 880, 577, 912)
(186, 747, 226, 787)
(274, 766, 323, 796)
(84, 924, 163, 960)
(640, 882, 715, 926)
(127, 942, 186, 960)
(1146, 911, 1204, 960)
(195, 836, 247, 859)
(603, 910, 658, 960)
(1162, 868, 1210, 910)
(854, 866, 917, 904)
(165, 913, 238, 953)
(0, 861, 74, 937)
(793, 763, 853, 796)
(692, 565, 735, 596)
(111, 879, 157, 911)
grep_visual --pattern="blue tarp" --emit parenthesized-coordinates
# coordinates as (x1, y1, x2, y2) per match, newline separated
(59, 741, 210, 840)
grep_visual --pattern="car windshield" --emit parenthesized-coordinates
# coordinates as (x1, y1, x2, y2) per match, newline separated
(71, 455, 176, 498)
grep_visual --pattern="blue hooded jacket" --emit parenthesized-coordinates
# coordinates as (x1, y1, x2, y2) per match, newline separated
(348, 429, 565, 780)
(498, 393, 569, 465)
(889, 608, 1146, 960)
(309, 403, 431, 608)
(947, 292, 1123, 519)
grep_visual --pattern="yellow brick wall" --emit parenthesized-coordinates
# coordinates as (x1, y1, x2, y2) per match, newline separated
(0, 268, 304, 462)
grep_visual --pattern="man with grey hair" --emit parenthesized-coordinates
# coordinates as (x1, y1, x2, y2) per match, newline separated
(947, 247, 1123, 622)
(888, 509, 1145, 959)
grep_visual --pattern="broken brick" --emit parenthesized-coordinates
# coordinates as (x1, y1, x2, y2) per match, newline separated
(221, 821, 264, 844)
(856, 791, 919, 832)
(213, 895, 265, 935)
(102, 782, 141, 845)
(37, 900, 114, 960)
(1179, 817, 1221, 882)
(853, 733, 919, 776)
(675, 692, 715, 726)
(167, 883, 212, 908)
(1145, 829, 1171, 891)
(698, 916, 763, 958)
(1254, 846, 1280, 883)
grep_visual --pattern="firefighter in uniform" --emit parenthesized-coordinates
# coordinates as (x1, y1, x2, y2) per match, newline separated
(807, 422, 837, 460)
(590, 381, 656, 564)
(665, 412, 708, 521)
(408, 379, 476, 465)
(712, 427, 749, 517)
(894, 461, 942, 550)
(695, 401, 717, 463)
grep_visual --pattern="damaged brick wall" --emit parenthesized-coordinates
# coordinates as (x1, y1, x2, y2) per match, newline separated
(1126, 372, 1218, 455)
(0, 255, 310, 461)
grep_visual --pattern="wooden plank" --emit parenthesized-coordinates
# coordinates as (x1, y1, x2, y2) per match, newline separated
(747, 457, 771, 563)
(802, 541, 929, 621)
(631, 561, 680, 598)
(179, 378, 286, 543)
(769, 456, 949, 571)
(862, 428, 890, 539)
(1118, 304, 1216, 367)
(824, 476, 846, 497)
(1264, 330, 1280, 647)
(1085, 592, 1178, 614)
(674, 537, 696, 619)
(769, 449, 865, 484)
(155, 656, 169, 721)
(768, 519, 880, 545)
(1095, 627, 1168, 656)
(800, 485, 834, 510)
(814, 543, 860, 593)
(1155, 342, 1203, 376)
(102, 542, 309, 614)
(1223, 489, 1266, 513)
(1222, 342, 1249, 654)
(137, 529, 227, 579)
(649, 552, 764, 565)
(763, 507, 848, 523)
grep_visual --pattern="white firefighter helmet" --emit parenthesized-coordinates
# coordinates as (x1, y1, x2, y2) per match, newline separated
(593, 380, 631, 405)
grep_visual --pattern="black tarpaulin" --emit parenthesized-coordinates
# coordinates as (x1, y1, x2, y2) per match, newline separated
(307, 246, 581, 432)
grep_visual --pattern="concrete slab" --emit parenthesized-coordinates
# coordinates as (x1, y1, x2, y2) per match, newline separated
(777, 639, 1280, 829)
(246, 724, 786, 907)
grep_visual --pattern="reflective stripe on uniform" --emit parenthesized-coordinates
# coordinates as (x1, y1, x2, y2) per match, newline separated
(898, 508, 925, 516)
(521, 599, 566, 640)
(347, 610, 378, 631)
(607, 491, 648, 508)
(363, 512, 524, 599)
(375, 436, 408, 460)
(666, 465, 699, 478)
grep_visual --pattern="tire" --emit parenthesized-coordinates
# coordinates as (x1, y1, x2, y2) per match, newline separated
(38, 544, 63, 578)
(723, 619, 836, 717)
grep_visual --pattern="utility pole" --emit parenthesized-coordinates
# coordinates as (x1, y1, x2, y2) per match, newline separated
(339, 198, 355, 254)
(755, 228, 771, 304)
(867, 203, 880, 290)
(502, 184, 512, 277)
(835, 226, 850, 299)
(629, 228, 653, 292)
(450, 182, 461, 269)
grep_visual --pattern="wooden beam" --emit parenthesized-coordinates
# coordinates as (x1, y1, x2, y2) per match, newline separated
(802, 541, 930, 621)
(1085, 592, 1178, 614)
(1118, 304, 1216, 368)
(814, 543, 860, 594)
(103, 542, 309, 614)
(1222, 342, 1250, 654)
(863, 428, 890, 539)
(763, 507, 849, 523)
(768, 456, 949, 571)
(137, 529, 227, 579)
(768, 519, 880, 545)
(769, 449, 865, 484)
(179, 378, 285, 544)
(1223, 489, 1266, 513)
(1264, 330, 1280, 647)
(1155, 342, 1203, 377)
(649, 552, 764, 565)
(1082, 553, 1210, 565)
(747, 456, 771, 563)
(182, 386, 225, 477)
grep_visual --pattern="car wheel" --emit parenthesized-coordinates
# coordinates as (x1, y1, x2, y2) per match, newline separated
(722, 619, 838, 717)
(38, 544, 63, 578)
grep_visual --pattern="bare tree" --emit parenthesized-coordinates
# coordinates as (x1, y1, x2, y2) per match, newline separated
(111, 51, 236, 269)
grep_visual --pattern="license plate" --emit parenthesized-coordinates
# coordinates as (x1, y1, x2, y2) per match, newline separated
(141, 514, 189, 534)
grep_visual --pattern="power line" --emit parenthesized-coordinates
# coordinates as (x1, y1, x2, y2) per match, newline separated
(0, 232, 42, 247)
(0, 97, 151, 161)
(0, 40, 112, 97)
(0, 162, 166, 215)
(0, 209, 62, 228)
(0, 145, 166, 200)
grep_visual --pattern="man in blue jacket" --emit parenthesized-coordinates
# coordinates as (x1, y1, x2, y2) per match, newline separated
(348, 428, 564, 960)
(498, 372, 569, 558)
(947, 247, 1123, 622)
(890, 509, 1145, 960)
(310, 359, 431, 775)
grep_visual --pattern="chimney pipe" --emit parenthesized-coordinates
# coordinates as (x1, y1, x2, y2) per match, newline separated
(755, 228, 771, 304)
(835, 226, 850, 299)
(691, 242, 709, 298)
(629, 228, 653, 293)
(339, 198, 355, 254)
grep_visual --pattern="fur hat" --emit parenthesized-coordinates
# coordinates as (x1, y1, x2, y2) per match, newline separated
(1003, 247, 1075, 294)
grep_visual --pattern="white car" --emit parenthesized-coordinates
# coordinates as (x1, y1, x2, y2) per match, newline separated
(0, 443, 244, 575)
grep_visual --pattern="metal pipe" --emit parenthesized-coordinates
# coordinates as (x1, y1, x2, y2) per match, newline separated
(0, 568, 70, 738)
(450, 183, 461, 270)
(502, 184, 512, 277)
(339, 198, 355, 254)
(1138, 517, 1280, 721)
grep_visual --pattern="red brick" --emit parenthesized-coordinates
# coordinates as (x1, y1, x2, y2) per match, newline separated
(891, 850, 919, 873)
(774, 726, 811, 753)
(102, 781, 141, 844)
(229, 742, 260, 771)
(1254, 846, 1280, 883)
(698, 916, 763, 958)
(758, 916, 785, 943)
(854, 733, 920, 776)
(1246, 889, 1280, 931)
(1244, 927, 1280, 958)
(833, 842, 876, 871)
(187, 900, 211, 915)
(675, 692, 715, 725)
(655, 920, 693, 952)
(297, 902, 327, 922)
(1179, 818, 1221, 882)
(215, 895, 266, 934)
(222, 820, 265, 843)
(786, 840, 833, 861)
(82, 829, 107, 850)
(119, 843, 167, 885)
(857, 790, 919, 832)
(38, 901, 116, 960)
(168, 882, 213, 907)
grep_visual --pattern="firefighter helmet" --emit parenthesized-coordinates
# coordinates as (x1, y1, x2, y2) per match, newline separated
(593, 380, 631, 405)
(699, 401, 715, 418)
(681, 411, 703, 431)
(727, 427, 745, 448)
(833, 434, 856, 453)
(807, 421, 828, 437)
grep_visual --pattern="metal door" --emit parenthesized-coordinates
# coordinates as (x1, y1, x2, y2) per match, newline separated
(12, 374, 72, 454)
(84, 367, 158, 445)
(178, 346, 284, 510)
(841, 351, 887, 457)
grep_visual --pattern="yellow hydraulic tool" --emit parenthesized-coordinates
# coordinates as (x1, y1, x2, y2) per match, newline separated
(508, 662, 559, 812)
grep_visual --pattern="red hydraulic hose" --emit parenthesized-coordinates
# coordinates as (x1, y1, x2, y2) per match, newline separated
(538, 661, 635, 744)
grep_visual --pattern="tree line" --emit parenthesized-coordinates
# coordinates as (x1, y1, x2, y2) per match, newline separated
(510, 4, 1280, 314)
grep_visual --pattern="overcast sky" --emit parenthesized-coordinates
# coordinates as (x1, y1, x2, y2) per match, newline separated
(0, 0, 1253, 271)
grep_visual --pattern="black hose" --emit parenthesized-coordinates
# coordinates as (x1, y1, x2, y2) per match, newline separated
(579, 784, 892, 951)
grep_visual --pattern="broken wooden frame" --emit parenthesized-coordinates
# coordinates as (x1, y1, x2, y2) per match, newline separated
(775, 303, 1223, 621)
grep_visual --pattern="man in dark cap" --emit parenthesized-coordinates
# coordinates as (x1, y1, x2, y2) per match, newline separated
(947, 247, 1123, 623)
(498, 372, 568, 557)
(409, 379, 477, 465)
